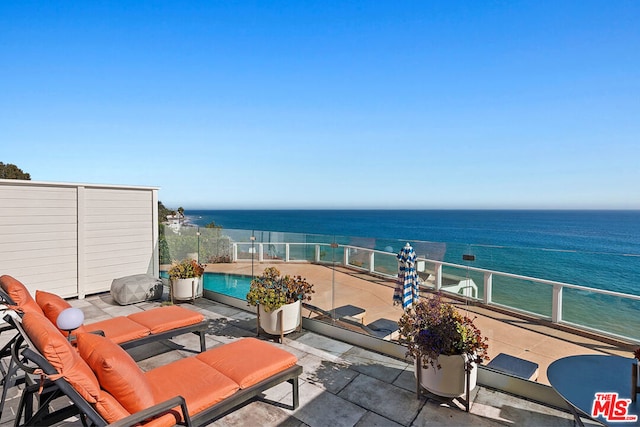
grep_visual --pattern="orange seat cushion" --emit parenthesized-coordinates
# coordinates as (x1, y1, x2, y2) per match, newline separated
(146, 358, 239, 418)
(127, 305, 205, 334)
(77, 332, 156, 414)
(196, 338, 298, 388)
(86, 317, 150, 344)
(0, 275, 44, 316)
(35, 290, 88, 336)
(94, 390, 131, 424)
(94, 390, 177, 427)
(22, 311, 100, 403)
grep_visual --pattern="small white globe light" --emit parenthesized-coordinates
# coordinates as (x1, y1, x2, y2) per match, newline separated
(56, 307, 85, 332)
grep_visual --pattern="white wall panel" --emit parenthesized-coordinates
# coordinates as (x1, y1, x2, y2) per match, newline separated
(0, 180, 159, 298)
(81, 187, 155, 295)
(0, 183, 78, 295)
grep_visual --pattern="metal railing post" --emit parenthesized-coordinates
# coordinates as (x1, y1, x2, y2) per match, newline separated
(484, 272, 493, 305)
(315, 245, 320, 262)
(285, 244, 290, 262)
(232, 243, 238, 262)
(343, 247, 349, 266)
(552, 284, 563, 323)
(369, 251, 375, 273)
(258, 243, 264, 262)
(434, 262, 443, 291)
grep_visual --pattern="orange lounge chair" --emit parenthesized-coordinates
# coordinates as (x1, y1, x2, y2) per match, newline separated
(0, 274, 209, 419)
(11, 311, 301, 426)
(0, 275, 208, 351)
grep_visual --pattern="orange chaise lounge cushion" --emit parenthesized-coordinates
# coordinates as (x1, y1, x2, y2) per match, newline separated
(35, 289, 150, 344)
(76, 332, 156, 414)
(35, 290, 89, 335)
(0, 275, 44, 316)
(145, 356, 240, 419)
(21, 311, 100, 404)
(195, 337, 298, 388)
(35, 290, 204, 344)
(78, 332, 240, 425)
(127, 305, 205, 334)
(93, 390, 131, 424)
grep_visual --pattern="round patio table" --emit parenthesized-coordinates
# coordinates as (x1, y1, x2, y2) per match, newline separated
(547, 354, 640, 426)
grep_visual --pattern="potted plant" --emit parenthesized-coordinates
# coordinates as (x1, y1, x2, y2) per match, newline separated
(397, 293, 489, 398)
(168, 258, 206, 302)
(246, 267, 314, 340)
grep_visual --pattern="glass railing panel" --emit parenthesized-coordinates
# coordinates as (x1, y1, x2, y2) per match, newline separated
(439, 262, 481, 300)
(219, 228, 255, 243)
(346, 247, 371, 270)
(412, 240, 448, 264)
(286, 243, 306, 261)
(249, 230, 283, 261)
(236, 243, 258, 260)
(329, 257, 401, 341)
(490, 274, 553, 318)
(562, 287, 640, 341)
(462, 269, 485, 300)
(160, 225, 199, 264)
(316, 243, 336, 263)
(197, 227, 232, 263)
(416, 260, 438, 291)
(159, 225, 640, 342)
(372, 251, 397, 277)
(264, 242, 286, 261)
(215, 228, 257, 262)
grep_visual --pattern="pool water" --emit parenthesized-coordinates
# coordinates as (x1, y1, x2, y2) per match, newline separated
(160, 272, 253, 300)
(202, 273, 252, 300)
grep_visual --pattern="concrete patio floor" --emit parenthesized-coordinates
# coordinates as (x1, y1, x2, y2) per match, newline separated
(0, 291, 596, 426)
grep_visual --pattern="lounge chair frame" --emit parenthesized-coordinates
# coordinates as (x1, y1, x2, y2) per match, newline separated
(8, 314, 301, 427)
(0, 288, 209, 419)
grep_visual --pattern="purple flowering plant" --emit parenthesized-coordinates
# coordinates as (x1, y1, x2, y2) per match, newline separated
(397, 293, 489, 370)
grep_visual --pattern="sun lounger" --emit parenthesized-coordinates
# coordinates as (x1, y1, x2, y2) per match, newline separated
(10, 311, 301, 426)
(0, 274, 209, 418)
(0, 275, 208, 351)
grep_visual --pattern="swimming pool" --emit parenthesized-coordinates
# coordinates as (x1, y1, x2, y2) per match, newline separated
(160, 272, 253, 300)
(202, 272, 253, 300)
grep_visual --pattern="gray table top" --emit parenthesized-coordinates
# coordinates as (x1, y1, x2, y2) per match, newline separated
(547, 354, 640, 426)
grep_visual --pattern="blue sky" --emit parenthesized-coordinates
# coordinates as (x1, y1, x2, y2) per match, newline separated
(2, 1, 638, 209)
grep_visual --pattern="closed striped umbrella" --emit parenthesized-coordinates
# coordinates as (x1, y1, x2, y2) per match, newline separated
(393, 243, 419, 309)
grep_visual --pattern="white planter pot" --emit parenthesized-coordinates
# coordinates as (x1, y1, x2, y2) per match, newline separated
(171, 277, 202, 301)
(258, 300, 301, 336)
(415, 354, 477, 398)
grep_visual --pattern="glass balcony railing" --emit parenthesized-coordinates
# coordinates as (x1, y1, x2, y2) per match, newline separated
(160, 225, 640, 343)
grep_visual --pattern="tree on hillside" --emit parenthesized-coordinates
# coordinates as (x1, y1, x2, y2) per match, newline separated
(158, 201, 173, 222)
(0, 163, 31, 180)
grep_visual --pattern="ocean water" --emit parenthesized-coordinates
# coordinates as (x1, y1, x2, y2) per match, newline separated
(186, 209, 640, 338)
(187, 210, 640, 288)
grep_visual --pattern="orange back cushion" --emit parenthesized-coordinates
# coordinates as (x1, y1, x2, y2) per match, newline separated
(35, 290, 88, 335)
(22, 311, 100, 403)
(76, 332, 156, 413)
(0, 275, 44, 315)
